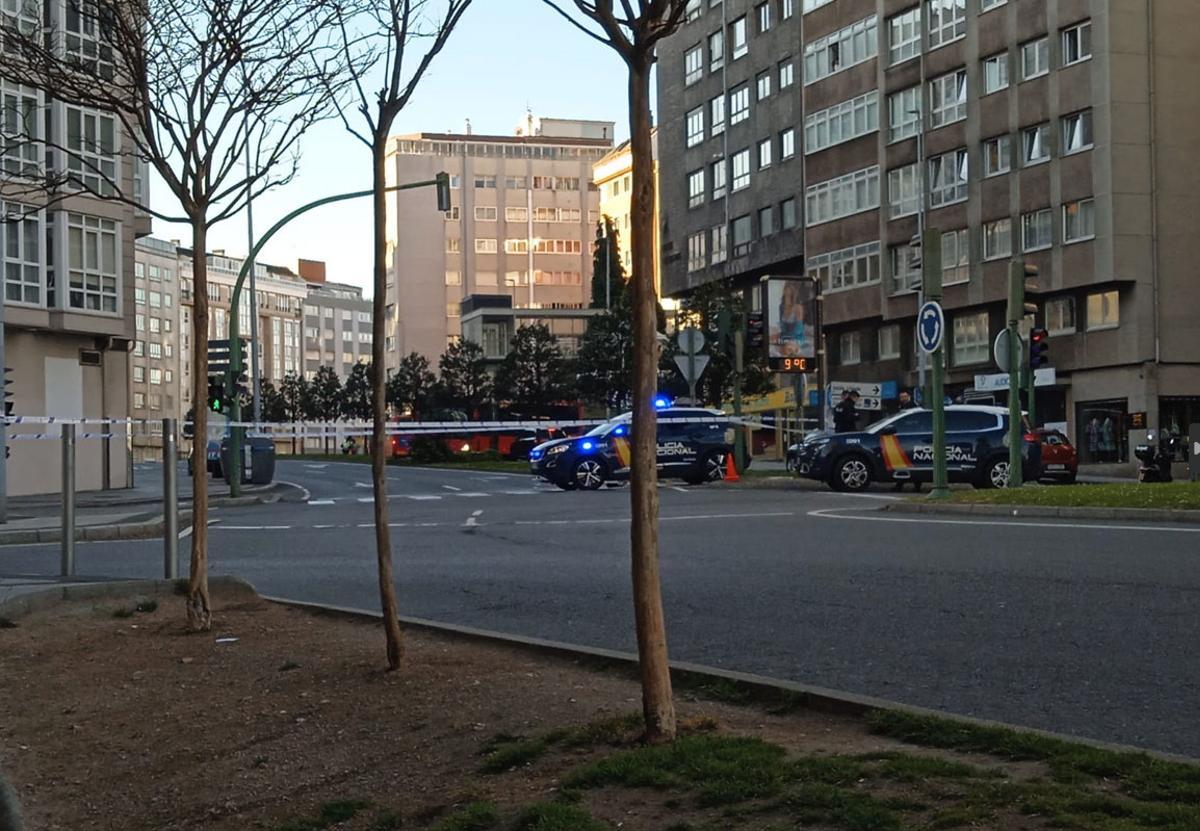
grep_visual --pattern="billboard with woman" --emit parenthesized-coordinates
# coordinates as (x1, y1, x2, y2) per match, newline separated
(766, 277, 817, 370)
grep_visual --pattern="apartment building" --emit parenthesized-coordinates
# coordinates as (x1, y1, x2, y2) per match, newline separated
(130, 236, 183, 461)
(659, 0, 1200, 463)
(303, 281, 373, 380)
(385, 116, 613, 364)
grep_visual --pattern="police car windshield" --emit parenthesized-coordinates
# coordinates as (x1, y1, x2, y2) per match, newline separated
(584, 420, 621, 437)
(863, 412, 908, 434)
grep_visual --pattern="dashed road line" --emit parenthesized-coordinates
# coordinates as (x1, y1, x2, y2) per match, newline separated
(308, 499, 335, 506)
(806, 507, 1200, 533)
(442, 484, 462, 492)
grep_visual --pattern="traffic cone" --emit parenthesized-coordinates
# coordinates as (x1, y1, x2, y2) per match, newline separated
(724, 452, 740, 482)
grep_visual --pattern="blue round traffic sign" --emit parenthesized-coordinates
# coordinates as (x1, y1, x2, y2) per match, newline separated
(917, 300, 945, 354)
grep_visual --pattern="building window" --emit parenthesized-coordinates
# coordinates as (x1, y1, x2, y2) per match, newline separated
(731, 149, 751, 191)
(781, 198, 797, 229)
(804, 15, 878, 84)
(1063, 198, 1096, 243)
(709, 95, 725, 135)
(929, 69, 967, 127)
(983, 135, 1011, 177)
(778, 59, 794, 88)
(806, 166, 881, 226)
(730, 15, 748, 59)
(732, 215, 752, 254)
(149, 368, 162, 385)
(446, 237, 461, 253)
(757, 1, 771, 32)
(952, 311, 989, 365)
(149, 290, 161, 308)
(730, 85, 749, 124)
(1046, 297, 1076, 335)
(133, 392, 145, 409)
(981, 0, 1006, 10)
(686, 106, 704, 147)
(148, 342, 162, 359)
(889, 243, 920, 293)
(888, 7, 921, 66)
(687, 232, 707, 272)
(135, 312, 145, 330)
(805, 91, 879, 153)
(711, 160, 726, 199)
(887, 86, 921, 142)
(1061, 110, 1093, 155)
(149, 316, 160, 334)
(685, 0, 701, 21)
(839, 331, 862, 365)
(504, 207, 527, 223)
(1, 201, 42, 305)
(504, 176, 525, 189)
(879, 325, 901, 360)
(983, 52, 1009, 94)
(1062, 20, 1092, 66)
(711, 224, 728, 264)
(504, 238, 528, 254)
(133, 340, 143, 357)
(133, 365, 145, 383)
(1022, 208, 1053, 251)
(756, 71, 771, 101)
(758, 206, 774, 236)
(135, 286, 145, 304)
(782, 0, 795, 19)
(687, 169, 705, 208)
(709, 29, 724, 71)
(64, 0, 116, 79)
(780, 128, 796, 159)
(887, 162, 921, 219)
(1087, 290, 1118, 330)
(928, 148, 967, 207)
(473, 206, 497, 221)
(942, 229, 969, 284)
(473, 174, 496, 188)
(757, 138, 772, 169)
(983, 218, 1012, 260)
(685, 44, 703, 85)
(65, 105, 118, 196)
(445, 270, 461, 286)
(1021, 36, 1049, 80)
(927, 0, 965, 49)
(1022, 123, 1050, 165)
(1, 81, 41, 178)
(444, 206, 459, 220)
(474, 238, 497, 254)
(446, 302, 461, 319)
(64, 213, 118, 312)
(807, 241, 881, 293)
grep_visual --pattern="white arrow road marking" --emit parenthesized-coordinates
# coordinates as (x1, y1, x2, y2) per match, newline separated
(464, 509, 483, 528)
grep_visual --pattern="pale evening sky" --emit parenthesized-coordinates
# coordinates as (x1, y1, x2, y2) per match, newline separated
(147, 0, 640, 295)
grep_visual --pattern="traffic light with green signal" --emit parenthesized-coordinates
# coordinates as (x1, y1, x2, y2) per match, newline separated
(207, 375, 225, 414)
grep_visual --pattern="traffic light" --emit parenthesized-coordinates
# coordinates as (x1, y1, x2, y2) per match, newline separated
(3, 366, 12, 417)
(746, 311, 765, 350)
(207, 375, 225, 414)
(1008, 260, 1040, 322)
(1022, 263, 1040, 317)
(233, 366, 249, 403)
(435, 171, 452, 212)
(1028, 327, 1049, 370)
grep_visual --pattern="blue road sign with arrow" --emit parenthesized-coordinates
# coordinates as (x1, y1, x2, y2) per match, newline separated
(917, 300, 945, 354)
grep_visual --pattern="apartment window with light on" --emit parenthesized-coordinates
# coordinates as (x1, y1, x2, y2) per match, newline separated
(929, 69, 967, 127)
(983, 218, 1012, 260)
(888, 163, 921, 219)
(1022, 123, 1050, 165)
(952, 311, 989, 365)
(983, 135, 1011, 176)
(942, 229, 969, 284)
(731, 149, 751, 192)
(1062, 110, 1093, 154)
(888, 87, 920, 142)
(840, 331, 861, 366)
(1063, 198, 1095, 243)
(730, 16, 748, 59)
(927, 0, 965, 49)
(686, 106, 704, 147)
(1062, 21, 1091, 66)
(888, 7, 921, 66)
(730, 85, 749, 124)
(1087, 290, 1118, 330)
(1021, 37, 1049, 80)
(688, 169, 705, 208)
(1045, 297, 1076, 335)
(685, 45, 703, 85)
(928, 148, 967, 207)
(983, 53, 1008, 94)
(1022, 208, 1053, 251)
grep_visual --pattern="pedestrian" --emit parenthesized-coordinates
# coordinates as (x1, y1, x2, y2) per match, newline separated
(833, 390, 859, 433)
(897, 389, 917, 410)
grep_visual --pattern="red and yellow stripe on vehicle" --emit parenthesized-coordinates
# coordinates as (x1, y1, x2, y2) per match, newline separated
(879, 434, 912, 472)
(613, 437, 632, 469)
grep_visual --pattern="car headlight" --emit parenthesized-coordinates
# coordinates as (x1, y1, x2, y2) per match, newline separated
(546, 444, 569, 456)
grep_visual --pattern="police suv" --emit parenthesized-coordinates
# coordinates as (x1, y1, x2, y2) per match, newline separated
(792, 405, 1042, 492)
(529, 407, 736, 490)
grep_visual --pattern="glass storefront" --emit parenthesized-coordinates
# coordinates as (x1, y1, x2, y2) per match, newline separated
(1075, 399, 1128, 464)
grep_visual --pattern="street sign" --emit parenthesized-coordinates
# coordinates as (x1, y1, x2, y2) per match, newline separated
(673, 353, 709, 385)
(827, 382, 882, 411)
(677, 326, 705, 355)
(973, 368, 1057, 391)
(993, 330, 1027, 372)
(917, 301, 945, 354)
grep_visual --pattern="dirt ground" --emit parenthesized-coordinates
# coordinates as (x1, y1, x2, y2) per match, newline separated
(0, 587, 1191, 831)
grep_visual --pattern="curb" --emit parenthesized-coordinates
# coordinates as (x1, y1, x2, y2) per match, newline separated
(883, 501, 1200, 524)
(264, 595, 1197, 765)
(0, 518, 166, 547)
(0, 576, 258, 621)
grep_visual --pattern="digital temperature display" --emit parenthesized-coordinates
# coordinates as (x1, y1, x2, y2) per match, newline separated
(769, 356, 809, 372)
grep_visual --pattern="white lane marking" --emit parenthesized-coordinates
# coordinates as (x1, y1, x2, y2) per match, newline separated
(456, 492, 489, 498)
(313, 524, 335, 529)
(834, 492, 902, 501)
(276, 479, 312, 502)
(509, 511, 795, 527)
(304, 464, 328, 470)
(308, 499, 335, 506)
(355, 482, 373, 488)
(501, 490, 541, 495)
(464, 509, 483, 528)
(806, 507, 1200, 533)
(671, 486, 690, 493)
(357, 497, 373, 503)
(442, 484, 462, 492)
(178, 517, 220, 541)
(406, 495, 442, 501)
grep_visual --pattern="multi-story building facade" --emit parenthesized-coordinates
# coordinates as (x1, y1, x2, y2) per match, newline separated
(130, 237, 183, 461)
(385, 116, 613, 364)
(659, 0, 1200, 463)
(303, 281, 373, 380)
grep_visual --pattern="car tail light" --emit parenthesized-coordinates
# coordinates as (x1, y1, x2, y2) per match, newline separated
(1024, 432, 1039, 443)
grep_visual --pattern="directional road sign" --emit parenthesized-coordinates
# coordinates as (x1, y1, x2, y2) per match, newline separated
(674, 353, 710, 386)
(917, 300, 945, 354)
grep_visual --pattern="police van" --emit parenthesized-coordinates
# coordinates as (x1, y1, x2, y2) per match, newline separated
(529, 407, 737, 490)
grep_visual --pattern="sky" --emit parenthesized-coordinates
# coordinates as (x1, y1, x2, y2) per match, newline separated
(147, 0, 636, 296)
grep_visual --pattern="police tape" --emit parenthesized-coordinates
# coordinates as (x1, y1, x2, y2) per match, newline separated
(7, 432, 117, 441)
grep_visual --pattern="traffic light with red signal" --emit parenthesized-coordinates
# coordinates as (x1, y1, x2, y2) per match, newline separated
(1028, 327, 1049, 370)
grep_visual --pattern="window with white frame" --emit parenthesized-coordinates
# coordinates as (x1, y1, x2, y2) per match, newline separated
(148, 341, 162, 360)
(983, 52, 1008, 94)
(732, 215, 751, 251)
(64, 0, 116, 79)
(1063, 198, 1095, 243)
(473, 174, 496, 188)
(1087, 290, 1118, 330)
(983, 217, 1012, 260)
(952, 311, 989, 365)
(685, 44, 703, 85)
(756, 70, 771, 100)
(928, 148, 967, 207)
(942, 228, 969, 284)
(927, 0, 965, 48)
(710, 94, 725, 134)
(806, 165, 880, 226)
(983, 135, 1011, 176)
(887, 162, 921, 219)
(757, 1, 771, 32)
(503, 238, 527, 254)
(778, 59, 794, 88)
(711, 159, 726, 199)
(730, 15, 748, 59)
(929, 69, 967, 127)
(473, 206, 497, 221)
(1045, 296, 1076, 335)
(149, 317, 159, 334)
(804, 15, 878, 84)
(133, 365, 145, 383)
(687, 231, 707, 272)
(1, 81, 41, 177)
(133, 392, 145, 408)
(889, 243, 920, 293)
(1020, 36, 1049, 79)
(709, 30, 724, 71)
(1, 201, 42, 304)
(731, 148, 751, 191)
(474, 238, 497, 253)
(685, 0, 701, 21)
(65, 105, 117, 196)
(888, 7, 921, 65)
(878, 324, 901, 359)
(1022, 208, 1053, 251)
(711, 224, 728, 263)
(686, 106, 704, 147)
(807, 241, 881, 293)
(1061, 109, 1093, 154)
(781, 128, 795, 159)
(981, 0, 1006, 10)
(839, 331, 862, 365)
(1022, 123, 1050, 165)
(688, 169, 705, 208)
(64, 212, 118, 312)
(887, 86, 921, 142)
(1062, 20, 1091, 66)
(804, 91, 879, 153)
(803, 0, 833, 10)
(757, 138, 772, 169)
(504, 207, 526, 223)
(730, 85, 749, 124)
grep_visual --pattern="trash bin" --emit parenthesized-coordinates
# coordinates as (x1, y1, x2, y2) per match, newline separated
(248, 437, 275, 485)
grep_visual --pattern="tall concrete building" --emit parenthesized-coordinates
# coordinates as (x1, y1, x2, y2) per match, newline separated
(303, 281, 373, 381)
(130, 236, 183, 461)
(384, 116, 613, 364)
(658, 0, 1200, 463)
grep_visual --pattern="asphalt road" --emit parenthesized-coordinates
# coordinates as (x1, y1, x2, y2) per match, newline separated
(3, 458, 1199, 757)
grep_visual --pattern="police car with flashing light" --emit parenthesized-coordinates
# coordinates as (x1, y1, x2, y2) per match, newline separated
(529, 404, 737, 490)
(792, 405, 1042, 492)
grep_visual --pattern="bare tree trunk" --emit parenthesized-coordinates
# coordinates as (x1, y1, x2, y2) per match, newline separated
(187, 218, 212, 631)
(627, 60, 676, 743)
(371, 136, 405, 670)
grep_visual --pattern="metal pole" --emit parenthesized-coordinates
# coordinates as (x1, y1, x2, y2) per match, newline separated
(923, 229, 948, 499)
(914, 124, 928, 400)
(687, 345, 696, 403)
(61, 423, 75, 577)
(246, 160, 262, 426)
(1007, 261, 1025, 488)
(733, 325, 746, 471)
(0, 279, 7, 523)
(1026, 362, 1037, 427)
(162, 418, 179, 580)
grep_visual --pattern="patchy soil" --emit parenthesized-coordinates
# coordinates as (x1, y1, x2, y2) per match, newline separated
(1, 587, 1196, 831)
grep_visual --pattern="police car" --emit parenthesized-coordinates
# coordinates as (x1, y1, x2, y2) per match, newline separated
(792, 405, 1042, 492)
(529, 407, 735, 490)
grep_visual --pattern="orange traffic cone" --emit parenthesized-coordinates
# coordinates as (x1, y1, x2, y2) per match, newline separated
(724, 452, 740, 482)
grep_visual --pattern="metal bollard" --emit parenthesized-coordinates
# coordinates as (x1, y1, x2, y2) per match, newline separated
(61, 423, 75, 577)
(162, 418, 179, 580)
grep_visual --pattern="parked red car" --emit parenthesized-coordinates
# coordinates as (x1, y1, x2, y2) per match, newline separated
(1038, 429, 1078, 484)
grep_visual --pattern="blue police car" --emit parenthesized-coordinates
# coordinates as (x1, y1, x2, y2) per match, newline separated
(793, 405, 1041, 491)
(530, 407, 735, 490)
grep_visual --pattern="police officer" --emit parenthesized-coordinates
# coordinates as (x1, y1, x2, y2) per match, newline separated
(833, 390, 859, 433)
(897, 389, 917, 410)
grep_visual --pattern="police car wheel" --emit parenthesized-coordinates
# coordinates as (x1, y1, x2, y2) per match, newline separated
(703, 451, 727, 482)
(574, 459, 606, 490)
(833, 456, 871, 492)
(979, 458, 1010, 489)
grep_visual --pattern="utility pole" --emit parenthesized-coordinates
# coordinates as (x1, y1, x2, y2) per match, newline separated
(245, 137, 261, 425)
(1006, 260, 1033, 488)
(733, 322, 746, 472)
(922, 228, 948, 498)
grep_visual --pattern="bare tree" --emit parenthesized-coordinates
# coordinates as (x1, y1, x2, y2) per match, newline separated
(325, 0, 473, 670)
(539, 0, 687, 744)
(7, 0, 348, 630)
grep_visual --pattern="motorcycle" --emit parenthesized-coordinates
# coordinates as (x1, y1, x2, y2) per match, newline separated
(1134, 430, 1182, 483)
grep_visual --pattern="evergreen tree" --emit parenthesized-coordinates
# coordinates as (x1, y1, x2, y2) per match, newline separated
(307, 366, 344, 422)
(342, 363, 374, 421)
(259, 378, 287, 422)
(438, 339, 492, 417)
(279, 372, 309, 423)
(386, 352, 437, 419)
(494, 324, 573, 415)
(591, 217, 630, 309)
